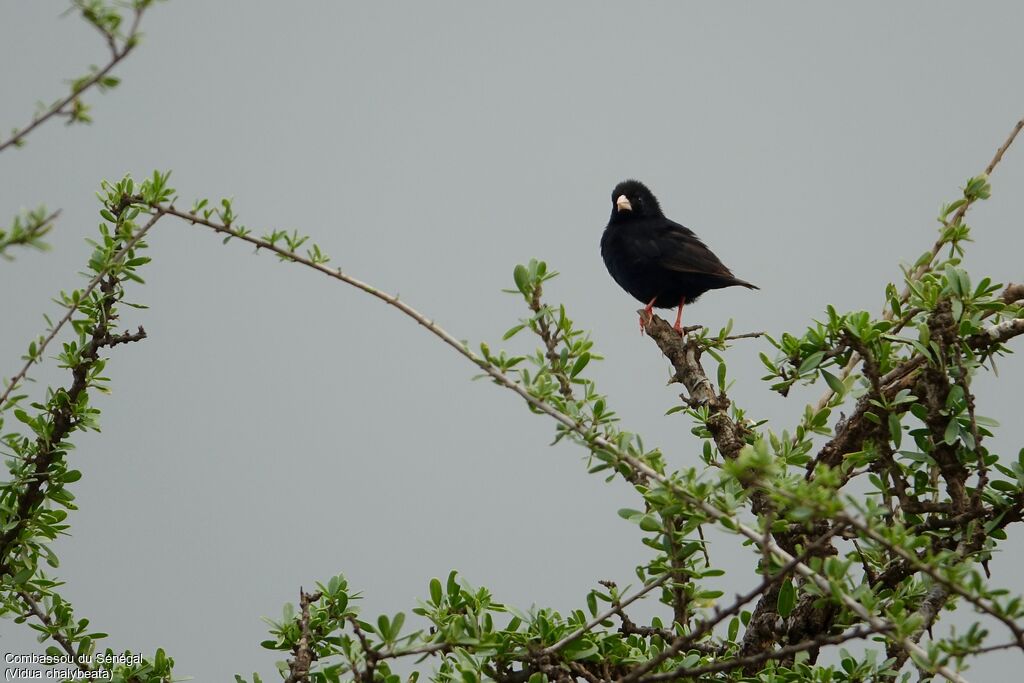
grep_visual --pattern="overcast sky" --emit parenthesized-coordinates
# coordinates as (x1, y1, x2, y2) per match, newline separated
(2, 2, 1023, 680)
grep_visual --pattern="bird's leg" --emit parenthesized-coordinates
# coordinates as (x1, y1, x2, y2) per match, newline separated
(673, 296, 687, 334)
(640, 296, 657, 333)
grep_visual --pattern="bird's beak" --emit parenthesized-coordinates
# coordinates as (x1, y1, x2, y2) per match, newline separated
(615, 195, 632, 212)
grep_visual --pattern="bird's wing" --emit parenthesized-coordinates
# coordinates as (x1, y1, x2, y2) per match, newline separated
(650, 220, 736, 277)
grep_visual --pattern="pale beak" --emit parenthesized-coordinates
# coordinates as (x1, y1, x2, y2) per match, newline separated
(615, 195, 632, 212)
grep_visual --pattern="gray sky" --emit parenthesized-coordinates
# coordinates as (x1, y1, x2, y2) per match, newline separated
(2, 1, 1023, 680)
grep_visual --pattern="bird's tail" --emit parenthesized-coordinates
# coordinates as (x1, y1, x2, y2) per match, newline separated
(731, 278, 759, 290)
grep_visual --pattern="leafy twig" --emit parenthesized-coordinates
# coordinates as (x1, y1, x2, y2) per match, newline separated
(0, 1, 154, 153)
(0, 209, 59, 260)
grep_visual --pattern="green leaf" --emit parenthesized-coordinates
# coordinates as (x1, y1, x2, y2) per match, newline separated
(502, 324, 525, 340)
(429, 578, 443, 605)
(943, 198, 966, 217)
(570, 353, 591, 378)
(957, 269, 971, 297)
(638, 515, 661, 532)
(888, 413, 902, 448)
(820, 369, 845, 395)
(513, 264, 530, 296)
(447, 570, 461, 598)
(677, 542, 702, 560)
(777, 579, 796, 618)
(797, 351, 825, 376)
(943, 418, 960, 445)
(566, 642, 599, 660)
(390, 612, 405, 637)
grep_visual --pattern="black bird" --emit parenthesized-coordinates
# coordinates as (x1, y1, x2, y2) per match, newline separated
(600, 180, 757, 333)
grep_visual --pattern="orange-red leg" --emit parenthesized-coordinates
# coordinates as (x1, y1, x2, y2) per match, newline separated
(639, 296, 657, 333)
(673, 296, 687, 333)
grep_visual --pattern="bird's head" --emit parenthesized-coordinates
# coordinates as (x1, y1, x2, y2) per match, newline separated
(609, 179, 662, 222)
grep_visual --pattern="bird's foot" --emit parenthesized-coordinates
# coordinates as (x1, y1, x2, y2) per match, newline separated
(639, 311, 651, 334)
(640, 298, 657, 335)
